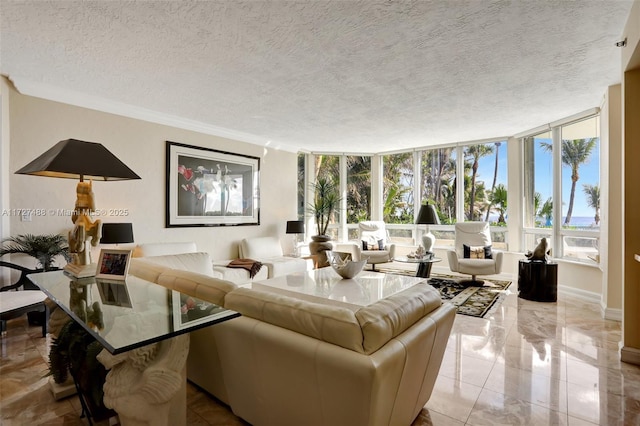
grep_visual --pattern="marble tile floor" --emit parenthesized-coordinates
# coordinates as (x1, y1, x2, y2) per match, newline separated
(1, 284, 638, 425)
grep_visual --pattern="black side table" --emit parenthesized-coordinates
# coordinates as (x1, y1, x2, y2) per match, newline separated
(518, 260, 558, 302)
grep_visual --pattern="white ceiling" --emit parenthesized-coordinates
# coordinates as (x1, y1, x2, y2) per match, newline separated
(0, 1, 633, 154)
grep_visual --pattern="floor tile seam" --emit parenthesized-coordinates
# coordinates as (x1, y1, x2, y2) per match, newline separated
(469, 387, 570, 424)
(477, 384, 569, 416)
(565, 378, 640, 401)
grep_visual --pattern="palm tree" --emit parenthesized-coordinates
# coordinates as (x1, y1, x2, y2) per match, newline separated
(0, 234, 70, 270)
(464, 144, 494, 220)
(489, 184, 507, 224)
(308, 177, 341, 236)
(542, 138, 597, 224)
(540, 197, 553, 227)
(485, 141, 502, 221)
(583, 184, 600, 225)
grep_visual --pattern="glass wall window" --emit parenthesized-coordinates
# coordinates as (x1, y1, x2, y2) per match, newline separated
(346, 155, 371, 223)
(560, 117, 600, 230)
(314, 154, 340, 240)
(297, 153, 305, 220)
(382, 152, 414, 224)
(560, 116, 600, 261)
(463, 141, 507, 223)
(523, 131, 553, 229)
(521, 114, 600, 263)
(419, 147, 457, 224)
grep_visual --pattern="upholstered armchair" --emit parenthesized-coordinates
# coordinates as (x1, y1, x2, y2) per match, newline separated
(334, 221, 396, 271)
(447, 222, 503, 285)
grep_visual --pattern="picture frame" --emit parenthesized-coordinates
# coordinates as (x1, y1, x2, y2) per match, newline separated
(171, 292, 228, 331)
(166, 141, 260, 227)
(95, 249, 132, 280)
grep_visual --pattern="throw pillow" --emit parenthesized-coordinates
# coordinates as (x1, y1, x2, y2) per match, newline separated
(463, 244, 493, 259)
(361, 239, 384, 251)
(377, 239, 384, 250)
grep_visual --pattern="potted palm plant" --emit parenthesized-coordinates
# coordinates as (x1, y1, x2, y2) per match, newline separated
(307, 177, 341, 267)
(0, 233, 70, 271)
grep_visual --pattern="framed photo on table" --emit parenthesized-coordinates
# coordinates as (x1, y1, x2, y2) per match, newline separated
(96, 249, 132, 280)
(166, 141, 260, 227)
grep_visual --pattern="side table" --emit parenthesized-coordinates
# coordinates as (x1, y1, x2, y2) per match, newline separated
(394, 256, 442, 278)
(518, 260, 558, 302)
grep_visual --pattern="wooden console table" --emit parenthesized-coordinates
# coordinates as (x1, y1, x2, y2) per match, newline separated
(29, 271, 239, 426)
(517, 260, 558, 302)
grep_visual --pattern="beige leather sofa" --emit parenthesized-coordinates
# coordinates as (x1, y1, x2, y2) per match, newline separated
(129, 247, 455, 426)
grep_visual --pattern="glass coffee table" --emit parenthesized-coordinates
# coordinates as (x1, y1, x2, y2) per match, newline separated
(395, 256, 442, 278)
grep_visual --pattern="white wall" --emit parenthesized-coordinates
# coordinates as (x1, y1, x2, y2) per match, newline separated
(6, 84, 298, 263)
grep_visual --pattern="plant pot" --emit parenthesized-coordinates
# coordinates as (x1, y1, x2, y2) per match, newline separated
(309, 235, 333, 268)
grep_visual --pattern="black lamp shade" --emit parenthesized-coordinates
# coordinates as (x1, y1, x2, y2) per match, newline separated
(100, 223, 134, 244)
(286, 220, 305, 234)
(15, 139, 141, 181)
(416, 204, 440, 225)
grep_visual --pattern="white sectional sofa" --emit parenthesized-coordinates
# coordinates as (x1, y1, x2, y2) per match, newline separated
(238, 236, 311, 278)
(128, 243, 456, 426)
(133, 242, 268, 283)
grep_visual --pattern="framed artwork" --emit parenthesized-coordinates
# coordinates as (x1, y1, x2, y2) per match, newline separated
(171, 292, 228, 331)
(95, 249, 132, 280)
(166, 141, 260, 227)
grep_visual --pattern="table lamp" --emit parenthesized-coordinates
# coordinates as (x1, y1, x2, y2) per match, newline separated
(15, 139, 140, 277)
(416, 204, 440, 253)
(100, 223, 134, 245)
(286, 220, 305, 257)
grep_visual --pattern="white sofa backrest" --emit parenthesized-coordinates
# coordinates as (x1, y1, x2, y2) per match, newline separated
(225, 282, 443, 355)
(134, 252, 215, 277)
(133, 242, 198, 257)
(358, 221, 389, 244)
(239, 237, 283, 259)
(454, 222, 491, 256)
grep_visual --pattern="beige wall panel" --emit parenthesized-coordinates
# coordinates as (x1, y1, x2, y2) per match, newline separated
(8, 87, 298, 262)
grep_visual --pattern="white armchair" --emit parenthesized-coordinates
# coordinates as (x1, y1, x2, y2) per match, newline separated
(334, 221, 396, 271)
(447, 222, 503, 285)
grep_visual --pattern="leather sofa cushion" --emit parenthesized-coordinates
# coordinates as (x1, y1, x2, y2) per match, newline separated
(157, 269, 237, 306)
(356, 283, 442, 354)
(225, 287, 365, 352)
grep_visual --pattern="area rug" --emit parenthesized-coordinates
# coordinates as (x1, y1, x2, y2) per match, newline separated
(377, 268, 512, 318)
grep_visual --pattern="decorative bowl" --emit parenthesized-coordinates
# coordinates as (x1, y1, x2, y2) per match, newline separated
(329, 251, 367, 279)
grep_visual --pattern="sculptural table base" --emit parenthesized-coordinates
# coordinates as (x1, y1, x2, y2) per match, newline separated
(518, 260, 558, 302)
(97, 334, 190, 426)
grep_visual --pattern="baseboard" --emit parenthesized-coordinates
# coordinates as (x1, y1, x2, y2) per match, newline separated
(621, 345, 640, 366)
(601, 304, 622, 321)
(557, 284, 600, 304)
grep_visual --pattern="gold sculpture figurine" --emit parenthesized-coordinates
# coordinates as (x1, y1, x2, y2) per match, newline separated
(67, 180, 102, 272)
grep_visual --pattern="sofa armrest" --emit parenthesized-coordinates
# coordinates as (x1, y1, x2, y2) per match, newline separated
(447, 250, 459, 272)
(493, 250, 503, 273)
(386, 243, 396, 260)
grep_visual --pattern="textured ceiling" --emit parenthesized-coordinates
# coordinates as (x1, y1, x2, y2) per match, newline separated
(0, 0, 633, 153)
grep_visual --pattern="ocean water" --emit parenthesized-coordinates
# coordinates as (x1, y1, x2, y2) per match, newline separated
(488, 215, 599, 228)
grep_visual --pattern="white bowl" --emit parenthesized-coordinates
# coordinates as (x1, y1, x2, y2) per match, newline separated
(329, 251, 367, 279)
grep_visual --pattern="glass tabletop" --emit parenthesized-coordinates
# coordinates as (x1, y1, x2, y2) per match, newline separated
(247, 267, 428, 309)
(29, 270, 240, 354)
(394, 256, 442, 264)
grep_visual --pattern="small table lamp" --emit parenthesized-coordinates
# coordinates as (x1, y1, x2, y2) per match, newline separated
(100, 223, 134, 245)
(416, 204, 440, 253)
(286, 220, 305, 257)
(16, 139, 140, 277)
